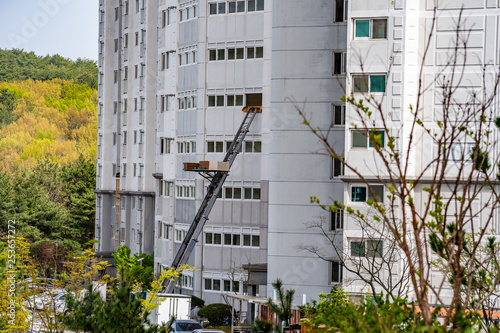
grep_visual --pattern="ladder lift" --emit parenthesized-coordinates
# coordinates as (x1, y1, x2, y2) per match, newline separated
(164, 106, 261, 293)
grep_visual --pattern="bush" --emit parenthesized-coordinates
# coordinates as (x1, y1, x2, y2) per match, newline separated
(191, 295, 205, 309)
(251, 318, 273, 333)
(197, 303, 232, 326)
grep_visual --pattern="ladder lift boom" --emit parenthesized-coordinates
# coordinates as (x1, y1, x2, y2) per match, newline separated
(164, 106, 261, 293)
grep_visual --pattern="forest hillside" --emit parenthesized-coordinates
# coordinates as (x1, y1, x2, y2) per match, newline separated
(0, 49, 98, 250)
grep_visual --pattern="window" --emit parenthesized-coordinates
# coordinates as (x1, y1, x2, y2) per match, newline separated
(123, 131, 127, 145)
(208, 96, 224, 108)
(114, 39, 118, 52)
(113, 102, 118, 114)
(112, 163, 117, 176)
(332, 104, 345, 125)
(114, 70, 118, 83)
(332, 158, 344, 177)
(247, 0, 264, 12)
(247, 46, 263, 59)
(115, 7, 119, 21)
(331, 261, 343, 283)
(113, 132, 117, 145)
(228, 47, 244, 59)
(167, 8, 175, 25)
(135, 65, 138, 79)
(124, 66, 128, 80)
(226, 94, 244, 106)
(125, 1, 129, 14)
(334, 0, 347, 22)
(162, 223, 170, 239)
(333, 52, 346, 75)
(330, 209, 344, 230)
(124, 34, 129, 48)
(351, 241, 365, 257)
(225, 187, 242, 199)
(350, 240, 383, 257)
(351, 184, 384, 202)
(205, 232, 222, 245)
(352, 74, 386, 93)
(351, 130, 385, 148)
(135, 32, 139, 45)
(133, 163, 137, 176)
(204, 278, 221, 291)
(122, 163, 127, 177)
(354, 18, 387, 39)
(244, 140, 261, 153)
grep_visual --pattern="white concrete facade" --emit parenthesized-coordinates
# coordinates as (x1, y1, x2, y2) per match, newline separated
(95, 0, 500, 309)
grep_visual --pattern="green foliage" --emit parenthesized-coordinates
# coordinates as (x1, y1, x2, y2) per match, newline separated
(266, 279, 295, 331)
(113, 245, 155, 289)
(191, 295, 205, 309)
(251, 318, 274, 333)
(302, 289, 440, 333)
(0, 88, 17, 128)
(197, 303, 233, 326)
(0, 155, 96, 250)
(62, 279, 166, 333)
(0, 48, 98, 89)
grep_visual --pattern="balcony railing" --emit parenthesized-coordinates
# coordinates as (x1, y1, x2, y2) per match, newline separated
(139, 76, 145, 91)
(140, 8, 146, 23)
(140, 42, 145, 58)
(139, 109, 144, 124)
(138, 143, 144, 158)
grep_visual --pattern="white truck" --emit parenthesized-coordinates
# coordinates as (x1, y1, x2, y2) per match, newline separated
(150, 293, 192, 325)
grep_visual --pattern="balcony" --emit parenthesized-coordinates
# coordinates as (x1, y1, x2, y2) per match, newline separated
(139, 109, 144, 124)
(138, 143, 144, 158)
(138, 175, 143, 191)
(140, 42, 145, 58)
(140, 8, 146, 24)
(139, 76, 145, 91)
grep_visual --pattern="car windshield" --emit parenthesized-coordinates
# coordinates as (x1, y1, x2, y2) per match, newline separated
(176, 322, 203, 331)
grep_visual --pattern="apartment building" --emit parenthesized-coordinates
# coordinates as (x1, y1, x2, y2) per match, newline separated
(96, 0, 346, 307)
(95, 0, 500, 310)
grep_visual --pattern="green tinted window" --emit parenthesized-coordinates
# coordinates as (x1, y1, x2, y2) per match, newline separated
(353, 75, 368, 93)
(355, 20, 370, 38)
(370, 75, 386, 92)
(352, 132, 367, 148)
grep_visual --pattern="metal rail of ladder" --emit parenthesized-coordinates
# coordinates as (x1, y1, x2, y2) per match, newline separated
(164, 106, 261, 293)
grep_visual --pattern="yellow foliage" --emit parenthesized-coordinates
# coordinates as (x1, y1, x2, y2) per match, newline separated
(0, 79, 97, 173)
(138, 265, 196, 316)
(0, 237, 112, 332)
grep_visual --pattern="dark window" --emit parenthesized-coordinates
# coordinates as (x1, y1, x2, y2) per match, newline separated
(330, 209, 344, 230)
(331, 261, 343, 283)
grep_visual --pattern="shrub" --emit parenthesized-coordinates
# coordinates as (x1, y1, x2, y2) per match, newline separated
(197, 303, 232, 326)
(251, 318, 273, 333)
(191, 295, 205, 309)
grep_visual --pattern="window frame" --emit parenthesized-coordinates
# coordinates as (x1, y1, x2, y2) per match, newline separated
(352, 74, 387, 94)
(332, 51, 347, 75)
(331, 261, 343, 283)
(351, 184, 384, 203)
(351, 129, 385, 149)
(354, 18, 388, 40)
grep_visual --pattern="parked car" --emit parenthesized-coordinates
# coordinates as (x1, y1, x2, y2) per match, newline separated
(193, 329, 226, 333)
(172, 320, 203, 333)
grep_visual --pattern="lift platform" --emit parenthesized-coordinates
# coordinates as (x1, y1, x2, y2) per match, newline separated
(163, 106, 261, 293)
